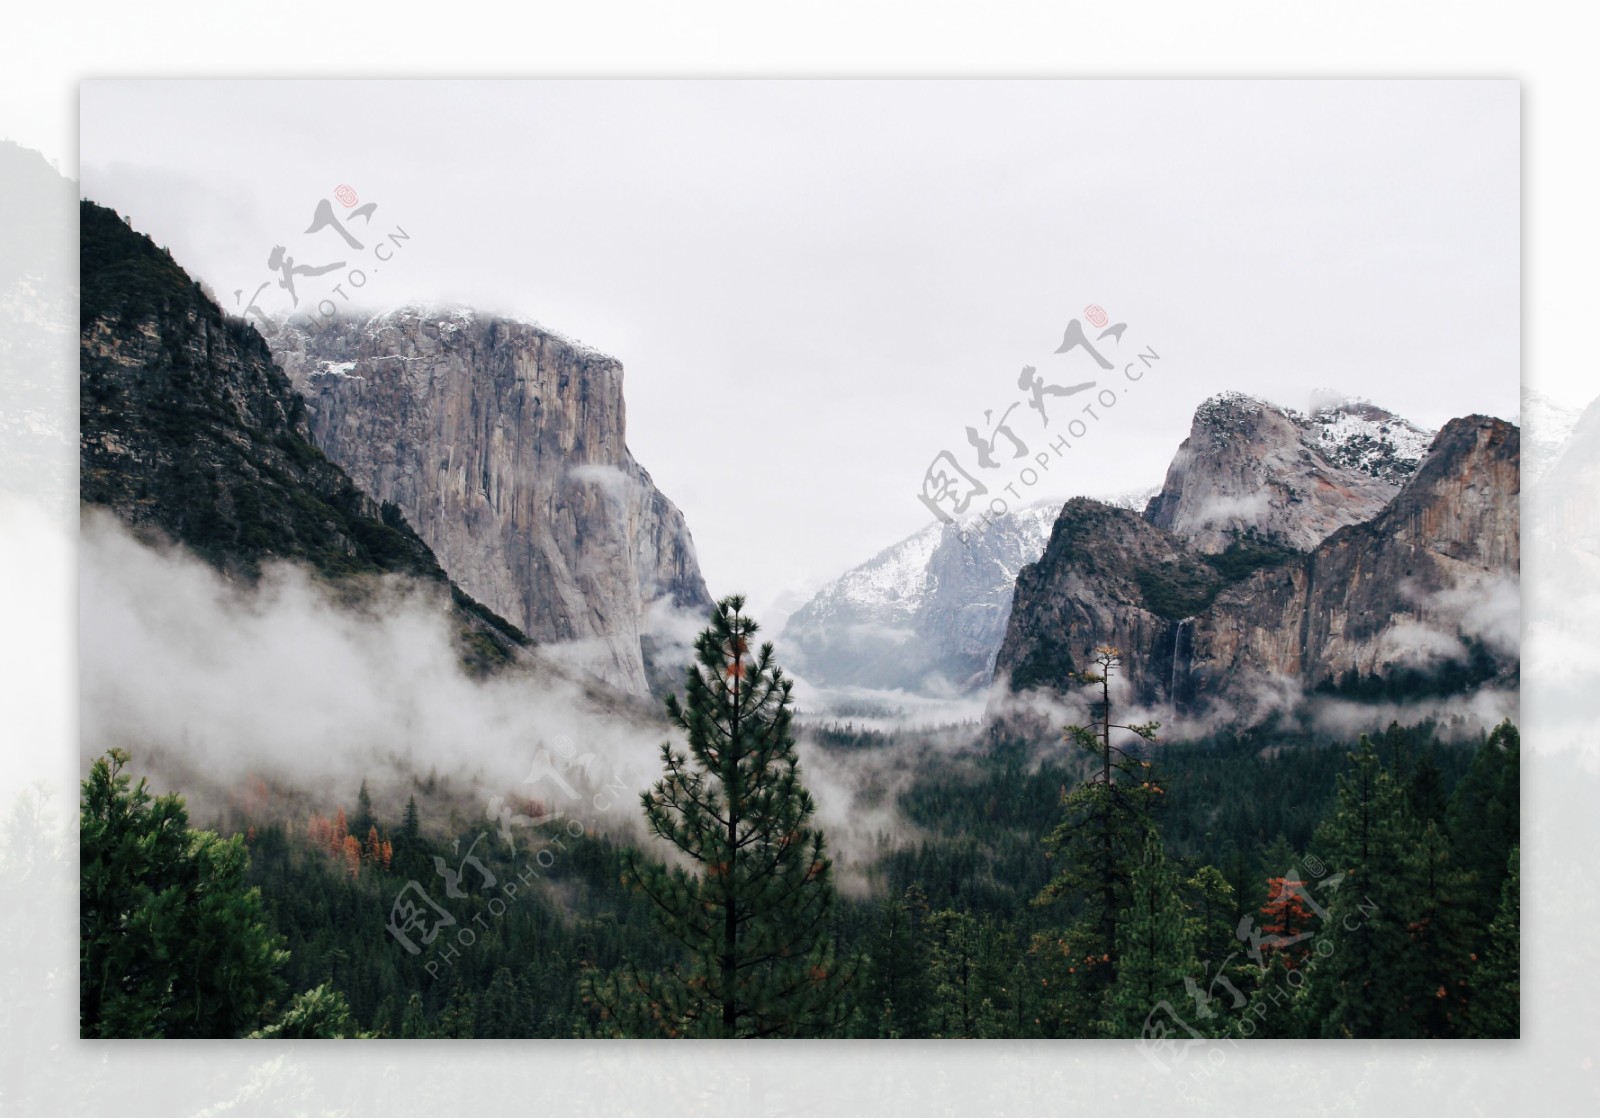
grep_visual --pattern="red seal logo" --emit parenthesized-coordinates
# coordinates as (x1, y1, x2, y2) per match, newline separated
(334, 184, 359, 208)
(1085, 304, 1109, 329)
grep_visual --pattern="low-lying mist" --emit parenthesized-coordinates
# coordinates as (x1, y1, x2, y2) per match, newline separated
(79, 512, 943, 891)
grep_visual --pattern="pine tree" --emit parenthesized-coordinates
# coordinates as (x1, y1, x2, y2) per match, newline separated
(80, 748, 288, 1038)
(1107, 832, 1196, 1037)
(479, 966, 526, 1037)
(1033, 646, 1162, 998)
(1395, 819, 1476, 1036)
(1304, 735, 1415, 1038)
(925, 908, 980, 1038)
(598, 595, 850, 1038)
(1448, 721, 1520, 934)
(352, 778, 375, 839)
(400, 991, 430, 1038)
(1254, 952, 1306, 1038)
(394, 794, 424, 878)
(438, 985, 476, 1038)
(250, 982, 368, 1038)
(1257, 833, 1299, 886)
(863, 885, 933, 1037)
(1259, 876, 1319, 971)
(1405, 749, 1449, 826)
(1468, 846, 1519, 1037)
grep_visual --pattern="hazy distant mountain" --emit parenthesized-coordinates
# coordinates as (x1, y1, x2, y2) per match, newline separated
(781, 492, 1155, 695)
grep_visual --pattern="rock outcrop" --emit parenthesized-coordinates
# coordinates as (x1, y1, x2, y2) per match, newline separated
(995, 408, 1519, 721)
(1144, 392, 1432, 554)
(79, 201, 528, 671)
(269, 308, 710, 695)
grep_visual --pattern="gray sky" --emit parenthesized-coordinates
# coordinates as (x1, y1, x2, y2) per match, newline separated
(80, 80, 1519, 622)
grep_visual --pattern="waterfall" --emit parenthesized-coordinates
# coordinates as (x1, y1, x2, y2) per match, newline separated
(1170, 617, 1193, 705)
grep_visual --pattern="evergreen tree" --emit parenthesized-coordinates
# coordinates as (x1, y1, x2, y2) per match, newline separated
(479, 966, 526, 1037)
(862, 885, 933, 1037)
(1258, 876, 1319, 971)
(1304, 735, 1415, 1038)
(1254, 952, 1306, 1038)
(1394, 818, 1477, 1036)
(1183, 864, 1239, 978)
(1405, 749, 1449, 826)
(597, 596, 850, 1038)
(352, 778, 375, 840)
(400, 991, 430, 1038)
(1107, 832, 1196, 1037)
(80, 748, 288, 1038)
(1033, 646, 1162, 999)
(250, 982, 368, 1038)
(1257, 833, 1299, 886)
(1448, 721, 1520, 932)
(1468, 846, 1520, 1037)
(438, 985, 476, 1038)
(394, 793, 424, 878)
(925, 908, 980, 1037)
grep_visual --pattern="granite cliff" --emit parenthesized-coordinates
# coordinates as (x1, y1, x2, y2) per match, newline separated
(1144, 391, 1432, 553)
(78, 202, 528, 671)
(996, 398, 1519, 722)
(269, 308, 711, 695)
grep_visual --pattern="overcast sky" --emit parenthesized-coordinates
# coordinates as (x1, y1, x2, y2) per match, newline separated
(79, 80, 1519, 623)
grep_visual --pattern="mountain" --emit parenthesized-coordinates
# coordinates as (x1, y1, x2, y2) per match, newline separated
(1143, 391, 1433, 554)
(79, 201, 528, 671)
(781, 493, 1154, 694)
(995, 410, 1519, 721)
(268, 307, 711, 696)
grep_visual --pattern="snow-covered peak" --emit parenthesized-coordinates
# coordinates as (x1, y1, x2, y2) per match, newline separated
(1190, 390, 1433, 484)
(1305, 398, 1434, 483)
(780, 492, 1156, 694)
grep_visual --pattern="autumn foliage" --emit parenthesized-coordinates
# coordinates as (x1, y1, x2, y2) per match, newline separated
(307, 808, 393, 877)
(1260, 877, 1319, 969)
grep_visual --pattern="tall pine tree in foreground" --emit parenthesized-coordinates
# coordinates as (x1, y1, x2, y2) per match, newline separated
(1031, 645, 1162, 1027)
(588, 595, 850, 1037)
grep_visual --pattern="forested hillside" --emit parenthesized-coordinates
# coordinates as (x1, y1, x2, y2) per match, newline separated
(82, 640, 1519, 1039)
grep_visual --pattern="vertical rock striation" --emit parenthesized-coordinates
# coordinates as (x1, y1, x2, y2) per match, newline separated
(995, 399, 1519, 723)
(270, 307, 711, 694)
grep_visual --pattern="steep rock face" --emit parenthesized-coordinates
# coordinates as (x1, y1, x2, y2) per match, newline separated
(79, 202, 527, 671)
(270, 308, 710, 695)
(1144, 392, 1432, 553)
(781, 502, 1060, 692)
(994, 499, 1209, 703)
(1188, 416, 1519, 704)
(996, 415, 1519, 719)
